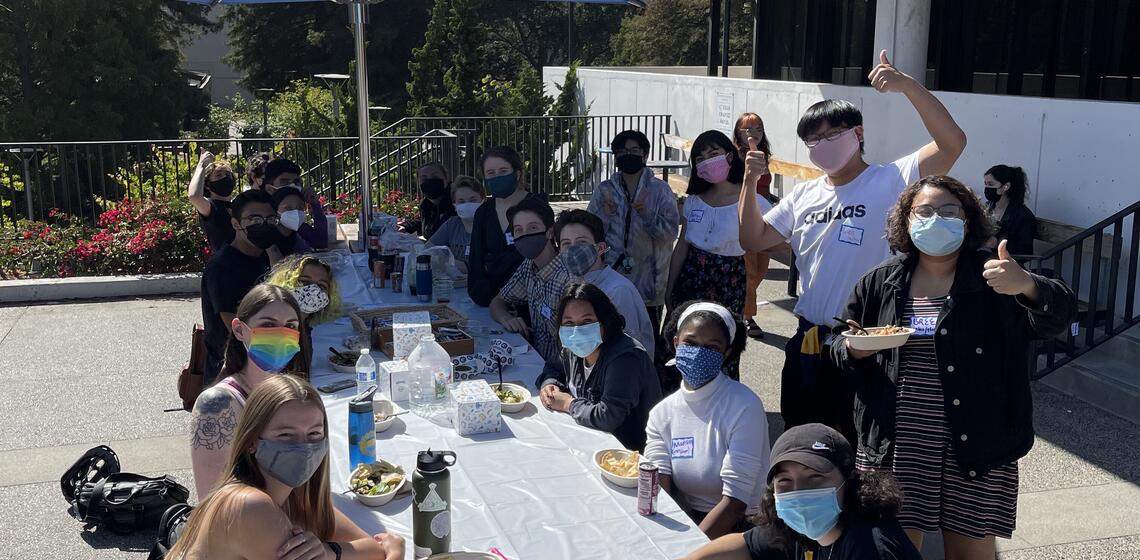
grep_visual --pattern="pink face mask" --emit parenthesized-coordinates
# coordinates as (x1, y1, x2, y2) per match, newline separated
(808, 128, 860, 175)
(696, 154, 732, 183)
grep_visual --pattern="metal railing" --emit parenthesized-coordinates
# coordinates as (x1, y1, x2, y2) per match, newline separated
(1025, 199, 1140, 379)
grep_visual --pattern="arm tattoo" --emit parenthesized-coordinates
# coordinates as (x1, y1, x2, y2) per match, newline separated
(191, 389, 238, 450)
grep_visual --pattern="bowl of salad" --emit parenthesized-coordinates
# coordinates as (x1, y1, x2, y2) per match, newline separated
(349, 462, 407, 507)
(492, 382, 531, 413)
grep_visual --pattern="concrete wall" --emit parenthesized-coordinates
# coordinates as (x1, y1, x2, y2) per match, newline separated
(544, 66, 1140, 229)
(181, 8, 248, 107)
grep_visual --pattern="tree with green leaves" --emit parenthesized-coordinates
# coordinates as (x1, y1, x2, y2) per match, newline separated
(609, 0, 751, 66)
(0, 0, 217, 141)
(440, 0, 489, 117)
(407, 0, 453, 117)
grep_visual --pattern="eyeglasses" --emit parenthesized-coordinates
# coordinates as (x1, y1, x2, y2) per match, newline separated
(243, 215, 281, 226)
(804, 128, 851, 148)
(911, 204, 963, 219)
(614, 147, 646, 157)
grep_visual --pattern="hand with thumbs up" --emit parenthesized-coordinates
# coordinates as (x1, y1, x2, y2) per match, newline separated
(867, 50, 915, 94)
(742, 136, 770, 186)
(983, 239, 1039, 300)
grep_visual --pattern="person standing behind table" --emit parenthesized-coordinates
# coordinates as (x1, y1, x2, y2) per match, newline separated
(681, 424, 923, 560)
(261, 158, 329, 250)
(983, 164, 1036, 257)
(428, 175, 485, 274)
(467, 145, 549, 306)
(587, 129, 680, 334)
(489, 197, 574, 363)
(738, 50, 967, 439)
(187, 150, 238, 253)
(200, 189, 278, 384)
(667, 130, 773, 380)
(733, 112, 775, 340)
(644, 301, 768, 538)
(553, 209, 655, 356)
(191, 283, 313, 497)
(833, 176, 1074, 559)
(403, 161, 456, 240)
(537, 283, 663, 451)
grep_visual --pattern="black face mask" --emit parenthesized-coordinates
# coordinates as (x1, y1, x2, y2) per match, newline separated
(984, 187, 1001, 203)
(420, 177, 447, 199)
(206, 175, 236, 197)
(244, 223, 281, 249)
(615, 153, 646, 175)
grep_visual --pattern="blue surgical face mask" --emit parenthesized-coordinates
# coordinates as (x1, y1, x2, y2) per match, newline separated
(675, 344, 723, 389)
(909, 215, 965, 257)
(559, 322, 603, 358)
(774, 484, 843, 540)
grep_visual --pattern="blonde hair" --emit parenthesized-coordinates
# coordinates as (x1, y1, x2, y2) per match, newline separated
(167, 376, 335, 557)
(265, 255, 342, 325)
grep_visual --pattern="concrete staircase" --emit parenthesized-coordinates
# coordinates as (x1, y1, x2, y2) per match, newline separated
(1042, 323, 1140, 425)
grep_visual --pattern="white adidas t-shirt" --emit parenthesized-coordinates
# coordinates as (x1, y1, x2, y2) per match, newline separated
(764, 152, 921, 326)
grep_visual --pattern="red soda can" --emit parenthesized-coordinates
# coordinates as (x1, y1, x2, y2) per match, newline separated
(637, 461, 659, 516)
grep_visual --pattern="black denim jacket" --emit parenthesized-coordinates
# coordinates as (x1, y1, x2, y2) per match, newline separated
(830, 249, 1075, 479)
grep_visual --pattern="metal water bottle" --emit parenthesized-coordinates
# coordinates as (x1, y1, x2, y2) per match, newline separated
(412, 449, 457, 558)
(415, 254, 433, 303)
(347, 386, 377, 471)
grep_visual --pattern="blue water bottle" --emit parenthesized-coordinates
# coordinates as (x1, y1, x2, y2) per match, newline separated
(415, 254, 433, 303)
(348, 385, 377, 470)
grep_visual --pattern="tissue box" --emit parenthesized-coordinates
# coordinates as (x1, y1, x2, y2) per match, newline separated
(379, 360, 411, 403)
(450, 380, 501, 436)
(391, 311, 432, 359)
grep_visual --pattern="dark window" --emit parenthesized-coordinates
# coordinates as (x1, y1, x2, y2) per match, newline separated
(752, 0, 878, 86)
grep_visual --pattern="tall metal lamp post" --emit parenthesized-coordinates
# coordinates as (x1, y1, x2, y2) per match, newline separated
(314, 73, 351, 136)
(255, 88, 275, 136)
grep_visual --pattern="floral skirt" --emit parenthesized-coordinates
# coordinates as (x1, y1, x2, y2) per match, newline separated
(671, 245, 747, 318)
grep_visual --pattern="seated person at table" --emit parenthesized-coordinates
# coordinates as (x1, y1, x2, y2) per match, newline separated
(537, 283, 663, 451)
(490, 197, 574, 363)
(172, 375, 404, 560)
(644, 301, 769, 539)
(201, 189, 277, 383)
(187, 150, 238, 253)
(191, 284, 312, 498)
(245, 152, 271, 190)
(428, 175, 485, 274)
(266, 254, 342, 332)
(261, 157, 329, 250)
(467, 145, 548, 306)
(403, 161, 456, 240)
(553, 209, 655, 355)
(270, 185, 323, 257)
(681, 424, 922, 560)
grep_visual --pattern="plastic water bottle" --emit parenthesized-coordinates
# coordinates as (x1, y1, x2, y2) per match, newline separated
(355, 348, 377, 396)
(408, 335, 453, 416)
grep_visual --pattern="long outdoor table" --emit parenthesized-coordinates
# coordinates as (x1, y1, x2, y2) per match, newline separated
(308, 251, 710, 559)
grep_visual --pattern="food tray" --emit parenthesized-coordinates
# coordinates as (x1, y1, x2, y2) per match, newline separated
(349, 304, 466, 335)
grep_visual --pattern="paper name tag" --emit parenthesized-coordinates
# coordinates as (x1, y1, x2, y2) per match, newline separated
(688, 209, 705, 223)
(910, 315, 937, 337)
(505, 232, 515, 245)
(540, 303, 553, 321)
(671, 436, 695, 459)
(838, 224, 864, 246)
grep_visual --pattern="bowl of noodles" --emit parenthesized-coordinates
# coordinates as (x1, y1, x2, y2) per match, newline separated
(841, 325, 916, 351)
(594, 449, 641, 488)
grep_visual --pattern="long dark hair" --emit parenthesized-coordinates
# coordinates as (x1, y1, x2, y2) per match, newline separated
(985, 164, 1029, 205)
(753, 470, 904, 552)
(220, 284, 312, 379)
(554, 283, 626, 347)
(886, 175, 994, 256)
(686, 130, 744, 195)
(732, 112, 773, 158)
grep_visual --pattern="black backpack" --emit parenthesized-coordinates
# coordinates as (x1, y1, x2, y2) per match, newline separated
(62, 446, 191, 535)
(147, 503, 195, 560)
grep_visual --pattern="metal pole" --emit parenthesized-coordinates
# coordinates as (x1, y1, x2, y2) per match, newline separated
(751, 0, 761, 79)
(721, 0, 731, 77)
(21, 155, 33, 220)
(352, 1, 373, 247)
(567, 3, 575, 64)
(707, 0, 721, 77)
(261, 100, 269, 136)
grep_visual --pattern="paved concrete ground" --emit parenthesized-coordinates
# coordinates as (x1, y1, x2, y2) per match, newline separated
(0, 259, 1137, 559)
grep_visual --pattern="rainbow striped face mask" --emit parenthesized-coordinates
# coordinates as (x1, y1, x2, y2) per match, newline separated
(245, 326, 301, 373)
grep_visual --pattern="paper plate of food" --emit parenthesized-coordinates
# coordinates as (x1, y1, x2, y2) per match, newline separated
(841, 324, 916, 351)
(594, 449, 641, 488)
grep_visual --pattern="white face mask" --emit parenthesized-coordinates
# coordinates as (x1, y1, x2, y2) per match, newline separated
(279, 209, 305, 232)
(455, 202, 481, 220)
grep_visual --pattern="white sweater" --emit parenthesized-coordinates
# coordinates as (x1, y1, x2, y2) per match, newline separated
(643, 373, 770, 514)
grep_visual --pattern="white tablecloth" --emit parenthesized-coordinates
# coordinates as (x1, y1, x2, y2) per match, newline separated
(311, 253, 709, 559)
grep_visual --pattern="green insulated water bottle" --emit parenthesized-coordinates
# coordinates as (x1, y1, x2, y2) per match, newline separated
(412, 449, 457, 558)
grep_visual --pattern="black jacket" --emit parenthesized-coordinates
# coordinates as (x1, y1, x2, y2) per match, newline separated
(831, 249, 1075, 480)
(989, 201, 1037, 257)
(538, 334, 663, 451)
